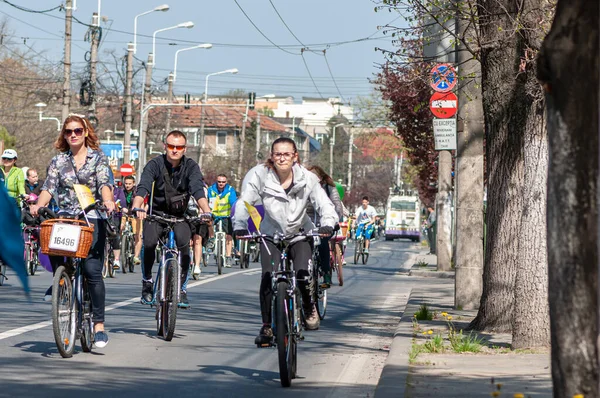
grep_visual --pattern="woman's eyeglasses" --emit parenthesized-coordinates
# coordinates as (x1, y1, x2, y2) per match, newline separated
(63, 127, 84, 136)
(166, 144, 186, 151)
(272, 152, 295, 159)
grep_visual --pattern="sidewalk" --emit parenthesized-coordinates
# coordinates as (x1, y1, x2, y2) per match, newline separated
(376, 251, 552, 398)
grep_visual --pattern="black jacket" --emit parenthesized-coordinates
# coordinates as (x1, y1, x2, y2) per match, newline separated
(137, 155, 206, 215)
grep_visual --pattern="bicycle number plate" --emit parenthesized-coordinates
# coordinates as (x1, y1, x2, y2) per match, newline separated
(49, 224, 81, 252)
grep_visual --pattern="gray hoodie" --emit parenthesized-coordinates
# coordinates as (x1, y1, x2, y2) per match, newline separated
(233, 163, 338, 235)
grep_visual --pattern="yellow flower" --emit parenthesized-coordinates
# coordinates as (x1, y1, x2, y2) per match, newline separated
(496, 383, 502, 389)
(413, 314, 417, 317)
(514, 394, 525, 398)
(428, 330, 433, 335)
(447, 316, 453, 321)
(441, 312, 448, 317)
(422, 331, 427, 335)
(572, 395, 584, 398)
(491, 392, 500, 397)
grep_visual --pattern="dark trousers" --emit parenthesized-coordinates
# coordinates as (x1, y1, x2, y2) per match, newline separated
(259, 239, 312, 325)
(50, 218, 107, 323)
(317, 236, 331, 274)
(142, 219, 192, 285)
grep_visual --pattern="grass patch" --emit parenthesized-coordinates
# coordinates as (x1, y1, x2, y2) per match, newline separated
(415, 260, 429, 267)
(409, 341, 422, 363)
(449, 329, 485, 353)
(413, 304, 434, 321)
(422, 333, 445, 353)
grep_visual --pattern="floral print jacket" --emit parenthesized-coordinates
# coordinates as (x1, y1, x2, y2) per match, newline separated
(42, 148, 111, 216)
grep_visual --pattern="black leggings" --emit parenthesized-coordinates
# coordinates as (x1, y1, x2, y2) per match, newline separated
(259, 239, 313, 325)
(50, 218, 107, 323)
(142, 219, 192, 285)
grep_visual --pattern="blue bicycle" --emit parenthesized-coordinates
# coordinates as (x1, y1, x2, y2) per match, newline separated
(140, 212, 207, 341)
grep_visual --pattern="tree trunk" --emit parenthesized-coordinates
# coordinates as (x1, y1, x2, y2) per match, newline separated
(537, 0, 599, 395)
(470, 0, 526, 333)
(471, 0, 550, 340)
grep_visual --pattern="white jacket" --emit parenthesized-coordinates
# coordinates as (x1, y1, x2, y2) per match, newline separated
(233, 163, 338, 235)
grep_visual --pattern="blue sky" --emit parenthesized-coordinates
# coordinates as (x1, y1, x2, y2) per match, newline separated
(0, 0, 401, 104)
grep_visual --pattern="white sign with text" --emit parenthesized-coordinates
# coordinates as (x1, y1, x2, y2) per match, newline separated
(433, 118, 457, 150)
(49, 224, 82, 252)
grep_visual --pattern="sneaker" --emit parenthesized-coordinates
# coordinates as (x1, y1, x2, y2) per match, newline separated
(192, 264, 201, 276)
(178, 290, 190, 308)
(141, 280, 153, 304)
(321, 273, 332, 289)
(225, 257, 232, 268)
(363, 248, 369, 254)
(342, 259, 347, 266)
(254, 324, 273, 346)
(113, 260, 121, 270)
(43, 286, 52, 302)
(94, 331, 109, 348)
(133, 256, 141, 265)
(304, 305, 320, 330)
(207, 238, 215, 250)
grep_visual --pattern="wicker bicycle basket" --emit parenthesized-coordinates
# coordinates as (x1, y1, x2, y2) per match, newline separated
(40, 219, 95, 258)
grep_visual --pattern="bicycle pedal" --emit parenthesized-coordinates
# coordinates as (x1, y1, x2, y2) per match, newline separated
(256, 343, 272, 348)
(177, 303, 191, 309)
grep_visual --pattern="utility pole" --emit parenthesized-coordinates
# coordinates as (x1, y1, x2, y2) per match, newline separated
(255, 112, 261, 163)
(138, 53, 154, 171)
(198, 103, 205, 168)
(62, 0, 73, 122)
(87, 12, 100, 127)
(347, 128, 354, 190)
(123, 42, 134, 165)
(236, 100, 250, 191)
(165, 73, 174, 134)
(454, 14, 485, 308)
(436, 150, 453, 271)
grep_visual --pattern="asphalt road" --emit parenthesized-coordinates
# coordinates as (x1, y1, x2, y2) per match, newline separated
(0, 239, 420, 397)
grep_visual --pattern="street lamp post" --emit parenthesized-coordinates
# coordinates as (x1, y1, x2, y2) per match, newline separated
(166, 43, 212, 133)
(125, 4, 170, 164)
(133, 4, 169, 54)
(198, 68, 238, 167)
(152, 21, 194, 65)
(35, 103, 61, 131)
(138, 21, 194, 170)
(330, 123, 344, 177)
(203, 68, 238, 103)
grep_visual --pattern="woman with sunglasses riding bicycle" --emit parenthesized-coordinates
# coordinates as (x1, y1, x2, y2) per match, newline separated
(233, 137, 338, 341)
(30, 115, 115, 348)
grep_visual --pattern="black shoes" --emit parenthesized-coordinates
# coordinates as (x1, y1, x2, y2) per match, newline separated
(141, 280, 153, 304)
(255, 324, 273, 346)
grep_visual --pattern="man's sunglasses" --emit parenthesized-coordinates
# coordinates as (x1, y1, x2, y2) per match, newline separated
(166, 144, 186, 151)
(63, 127, 85, 136)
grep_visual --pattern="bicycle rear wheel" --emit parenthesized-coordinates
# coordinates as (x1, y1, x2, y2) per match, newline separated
(120, 235, 128, 274)
(335, 244, 344, 286)
(363, 249, 369, 265)
(80, 281, 94, 352)
(162, 259, 179, 341)
(25, 244, 34, 276)
(155, 270, 163, 337)
(108, 247, 116, 278)
(31, 245, 39, 276)
(275, 281, 295, 387)
(354, 238, 361, 264)
(102, 244, 109, 279)
(52, 265, 76, 358)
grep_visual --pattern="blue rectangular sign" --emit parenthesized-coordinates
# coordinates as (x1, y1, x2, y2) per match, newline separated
(100, 141, 139, 161)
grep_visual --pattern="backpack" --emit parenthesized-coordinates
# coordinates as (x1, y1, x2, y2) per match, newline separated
(161, 162, 190, 216)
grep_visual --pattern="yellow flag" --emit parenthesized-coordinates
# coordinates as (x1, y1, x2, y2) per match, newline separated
(244, 201, 262, 231)
(74, 184, 95, 209)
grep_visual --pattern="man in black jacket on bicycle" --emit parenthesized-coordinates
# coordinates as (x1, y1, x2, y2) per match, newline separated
(131, 130, 211, 307)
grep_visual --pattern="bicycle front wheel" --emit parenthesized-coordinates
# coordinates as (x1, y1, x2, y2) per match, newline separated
(102, 244, 109, 279)
(316, 271, 327, 320)
(162, 259, 179, 341)
(275, 281, 295, 387)
(80, 281, 94, 352)
(52, 265, 76, 358)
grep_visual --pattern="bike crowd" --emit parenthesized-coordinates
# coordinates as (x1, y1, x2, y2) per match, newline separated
(2, 115, 380, 387)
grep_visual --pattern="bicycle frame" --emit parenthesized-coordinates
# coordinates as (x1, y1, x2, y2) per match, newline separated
(152, 229, 181, 306)
(214, 217, 227, 261)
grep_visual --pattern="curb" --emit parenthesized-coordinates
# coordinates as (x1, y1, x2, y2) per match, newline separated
(374, 287, 414, 398)
(408, 269, 455, 279)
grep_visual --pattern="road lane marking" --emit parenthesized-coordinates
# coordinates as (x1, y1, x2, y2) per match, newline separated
(0, 268, 258, 341)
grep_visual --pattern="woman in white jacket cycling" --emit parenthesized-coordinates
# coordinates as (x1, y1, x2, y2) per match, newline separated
(233, 137, 338, 342)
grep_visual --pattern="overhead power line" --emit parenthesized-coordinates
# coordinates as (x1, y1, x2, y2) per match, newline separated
(233, 0, 298, 56)
(323, 50, 347, 103)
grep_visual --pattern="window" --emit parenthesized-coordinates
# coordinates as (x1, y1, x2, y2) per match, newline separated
(316, 133, 324, 144)
(391, 201, 416, 211)
(216, 131, 227, 147)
